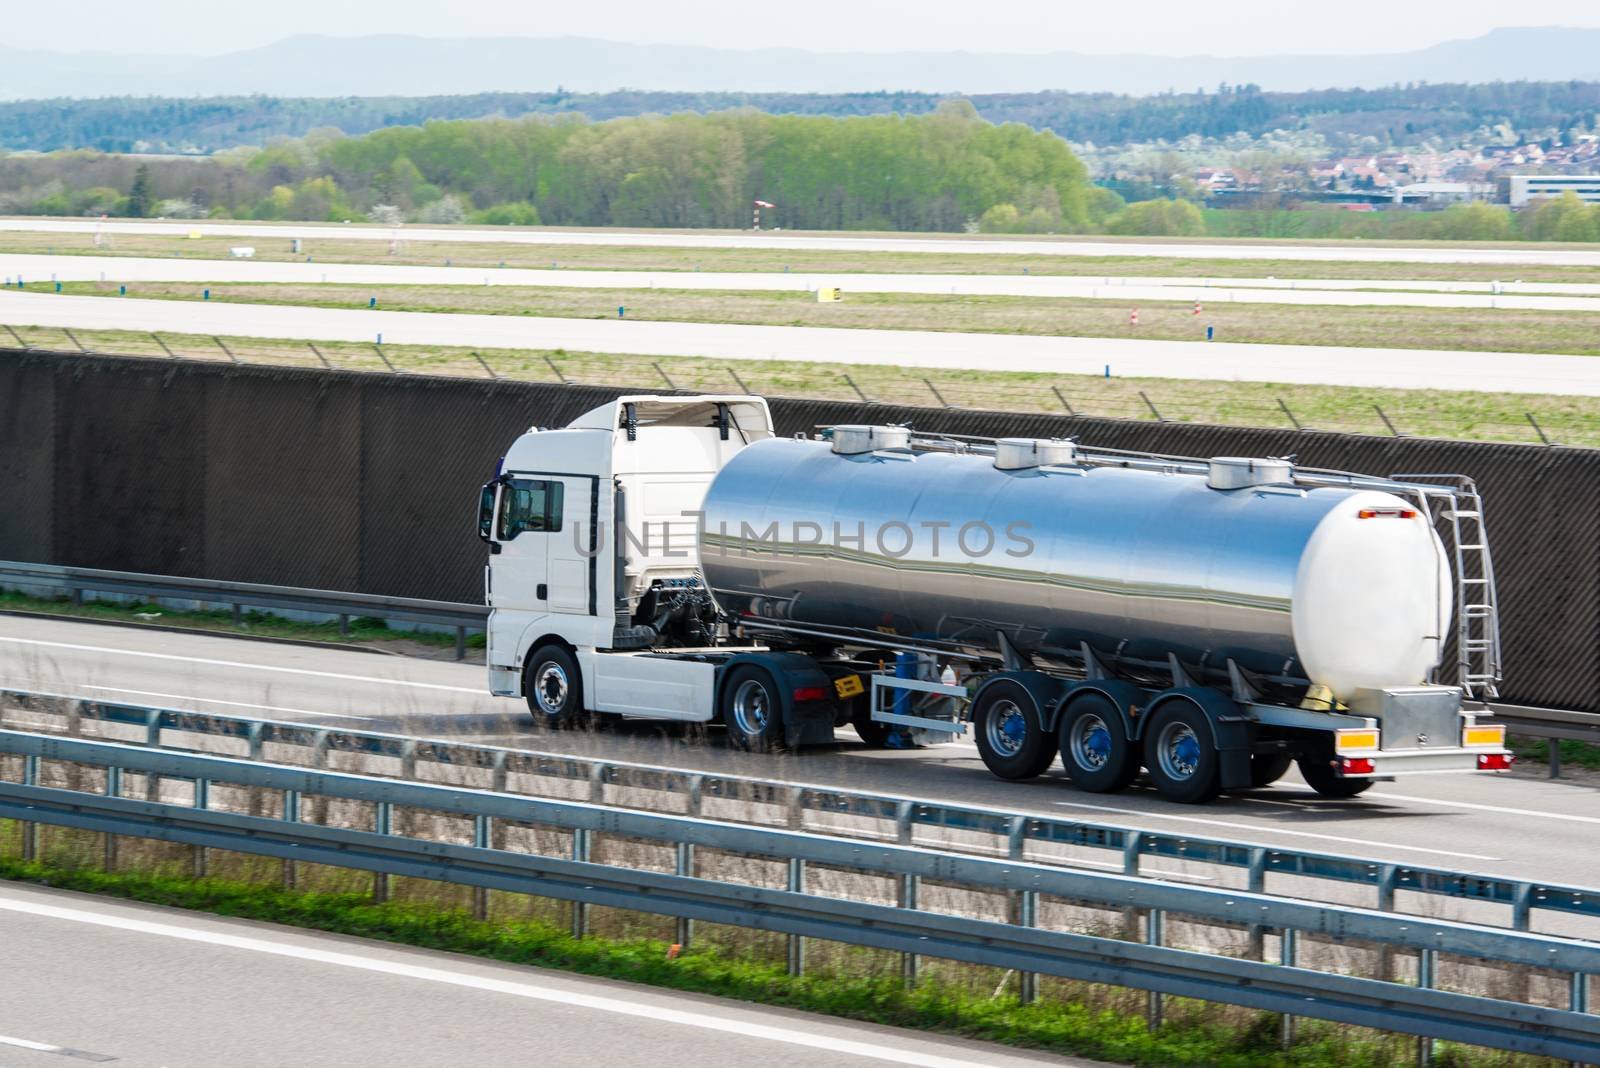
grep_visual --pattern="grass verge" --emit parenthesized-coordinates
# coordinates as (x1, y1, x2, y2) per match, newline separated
(50, 279, 1600, 359)
(5, 227, 1600, 283)
(0, 856, 1526, 1068)
(1510, 737, 1600, 772)
(4, 325, 1593, 446)
(0, 588, 484, 652)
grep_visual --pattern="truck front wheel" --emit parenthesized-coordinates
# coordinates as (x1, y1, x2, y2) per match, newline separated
(524, 645, 588, 730)
(973, 681, 1056, 781)
(1143, 702, 1222, 804)
(722, 666, 786, 752)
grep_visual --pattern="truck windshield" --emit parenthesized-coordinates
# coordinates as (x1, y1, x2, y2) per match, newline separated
(498, 478, 564, 538)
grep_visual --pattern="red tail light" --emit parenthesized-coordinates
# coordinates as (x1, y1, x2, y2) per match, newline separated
(1357, 508, 1419, 519)
(1340, 757, 1376, 775)
(1477, 753, 1513, 771)
(792, 686, 828, 703)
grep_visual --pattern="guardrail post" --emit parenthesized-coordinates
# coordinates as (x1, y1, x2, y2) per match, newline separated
(472, 815, 491, 921)
(1017, 888, 1039, 1005)
(373, 800, 392, 903)
(684, 774, 703, 818)
(785, 786, 805, 831)
(1550, 742, 1563, 779)
(282, 789, 299, 889)
(489, 751, 509, 794)
(899, 872, 921, 987)
(1572, 971, 1591, 1068)
(103, 765, 122, 872)
(787, 858, 806, 976)
(675, 842, 695, 949)
(1280, 927, 1297, 1049)
(1377, 864, 1398, 979)
(454, 627, 466, 661)
(192, 777, 209, 878)
(1247, 848, 1268, 959)
(1145, 907, 1163, 1028)
(589, 764, 606, 804)
(571, 828, 591, 939)
(1122, 832, 1143, 939)
(1416, 947, 1437, 1066)
(21, 754, 38, 861)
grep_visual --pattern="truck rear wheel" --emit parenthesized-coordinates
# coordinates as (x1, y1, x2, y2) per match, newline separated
(524, 645, 588, 730)
(722, 666, 785, 752)
(973, 681, 1056, 781)
(1297, 756, 1375, 798)
(1143, 702, 1222, 804)
(1058, 693, 1139, 793)
(1250, 753, 1294, 788)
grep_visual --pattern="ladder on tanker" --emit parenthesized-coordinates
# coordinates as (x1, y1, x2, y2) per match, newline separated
(1441, 482, 1503, 700)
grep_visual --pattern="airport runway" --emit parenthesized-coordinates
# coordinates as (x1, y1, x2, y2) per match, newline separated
(3, 615, 1596, 896)
(4, 289, 1599, 395)
(0, 881, 1075, 1068)
(8, 252, 1600, 311)
(6, 216, 1600, 268)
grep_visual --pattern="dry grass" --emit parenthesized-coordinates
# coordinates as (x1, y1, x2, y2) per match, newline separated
(6, 323, 1593, 446)
(6, 226, 1600, 283)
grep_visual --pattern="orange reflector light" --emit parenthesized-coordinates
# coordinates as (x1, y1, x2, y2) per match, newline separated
(1478, 753, 1513, 771)
(1340, 757, 1376, 775)
(792, 686, 829, 702)
(1463, 725, 1505, 747)
(1357, 508, 1419, 519)
(1335, 729, 1380, 752)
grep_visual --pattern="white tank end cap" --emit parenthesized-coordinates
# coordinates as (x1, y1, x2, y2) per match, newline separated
(1207, 456, 1294, 489)
(994, 438, 1077, 470)
(830, 425, 911, 455)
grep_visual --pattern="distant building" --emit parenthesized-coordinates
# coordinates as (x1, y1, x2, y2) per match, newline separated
(1508, 174, 1600, 207)
(1389, 182, 1491, 205)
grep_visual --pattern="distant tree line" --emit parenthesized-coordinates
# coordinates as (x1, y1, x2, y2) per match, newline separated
(2, 81, 1597, 155)
(0, 104, 1120, 233)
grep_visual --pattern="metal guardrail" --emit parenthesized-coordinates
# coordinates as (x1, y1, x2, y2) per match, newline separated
(1, 728, 1596, 1061)
(0, 560, 487, 659)
(5, 689, 1598, 936)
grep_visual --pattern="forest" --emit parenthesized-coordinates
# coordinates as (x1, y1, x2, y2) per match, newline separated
(0, 104, 1113, 233)
(2, 81, 1598, 156)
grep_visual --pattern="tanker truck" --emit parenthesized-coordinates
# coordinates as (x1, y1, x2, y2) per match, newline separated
(478, 394, 1511, 803)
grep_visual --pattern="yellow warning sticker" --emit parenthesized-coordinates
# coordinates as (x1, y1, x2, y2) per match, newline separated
(834, 674, 865, 699)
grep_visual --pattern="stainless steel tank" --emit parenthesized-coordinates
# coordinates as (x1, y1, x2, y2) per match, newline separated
(698, 434, 1452, 699)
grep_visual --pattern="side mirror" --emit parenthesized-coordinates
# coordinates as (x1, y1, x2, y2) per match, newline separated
(477, 483, 497, 543)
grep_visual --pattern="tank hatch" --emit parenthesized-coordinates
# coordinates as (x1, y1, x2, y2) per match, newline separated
(994, 438, 1077, 470)
(1207, 456, 1295, 489)
(829, 425, 912, 455)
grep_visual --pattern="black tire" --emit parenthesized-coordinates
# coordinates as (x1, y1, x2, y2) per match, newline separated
(721, 666, 785, 752)
(1142, 701, 1223, 804)
(1249, 753, 1294, 789)
(1296, 756, 1375, 798)
(524, 644, 587, 729)
(1057, 693, 1140, 793)
(972, 681, 1056, 781)
(852, 706, 895, 748)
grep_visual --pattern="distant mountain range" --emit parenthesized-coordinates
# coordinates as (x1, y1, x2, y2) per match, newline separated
(3, 27, 1600, 100)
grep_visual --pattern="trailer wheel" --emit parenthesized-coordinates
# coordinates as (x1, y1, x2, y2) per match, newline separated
(1249, 753, 1294, 788)
(722, 666, 785, 752)
(851, 706, 895, 748)
(1143, 702, 1222, 804)
(1296, 756, 1375, 798)
(1058, 694, 1139, 793)
(524, 645, 587, 730)
(972, 681, 1055, 781)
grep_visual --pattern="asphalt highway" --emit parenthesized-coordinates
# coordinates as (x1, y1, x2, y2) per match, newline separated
(2, 615, 1597, 898)
(4, 289, 1598, 395)
(0, 881, 1080, 1068)
(6, 217, 1600, 267)
(7, 252, 1600, 311)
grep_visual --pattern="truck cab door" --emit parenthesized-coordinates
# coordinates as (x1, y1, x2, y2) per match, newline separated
(545, 475, 596, 617)
(485, 478, 555, 663)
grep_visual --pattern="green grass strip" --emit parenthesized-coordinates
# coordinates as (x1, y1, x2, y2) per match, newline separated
(0, 857, 1520, 1067)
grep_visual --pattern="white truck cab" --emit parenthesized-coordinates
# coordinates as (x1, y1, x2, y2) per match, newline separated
(479, 395, 779, 726)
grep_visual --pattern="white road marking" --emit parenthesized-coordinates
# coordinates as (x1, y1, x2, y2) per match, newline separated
(1049, 800, 1502, 862)
(0, 1035, 58, 1052)
(1368, 792, 1600, 827)
(0, 893, 1024, 1068)
(78, 685, 374, 722)
(0, 636, 482, 695)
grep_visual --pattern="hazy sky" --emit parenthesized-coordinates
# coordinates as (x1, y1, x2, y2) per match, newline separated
(18, 1, 1600, 56)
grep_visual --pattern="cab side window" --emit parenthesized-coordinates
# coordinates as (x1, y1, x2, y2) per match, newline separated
(497, 479, 564, 539)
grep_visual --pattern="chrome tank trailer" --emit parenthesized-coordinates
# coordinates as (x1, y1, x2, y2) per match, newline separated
(699, 428, 1453, 701)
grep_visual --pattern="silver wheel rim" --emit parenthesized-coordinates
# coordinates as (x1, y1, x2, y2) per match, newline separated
(732, 678, 770, 736)
(984, 698, 1028, 757)
(1069, 712, 1114, 771)
(1156, 721, 1202, 781)
(534, 662, 569, 716)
